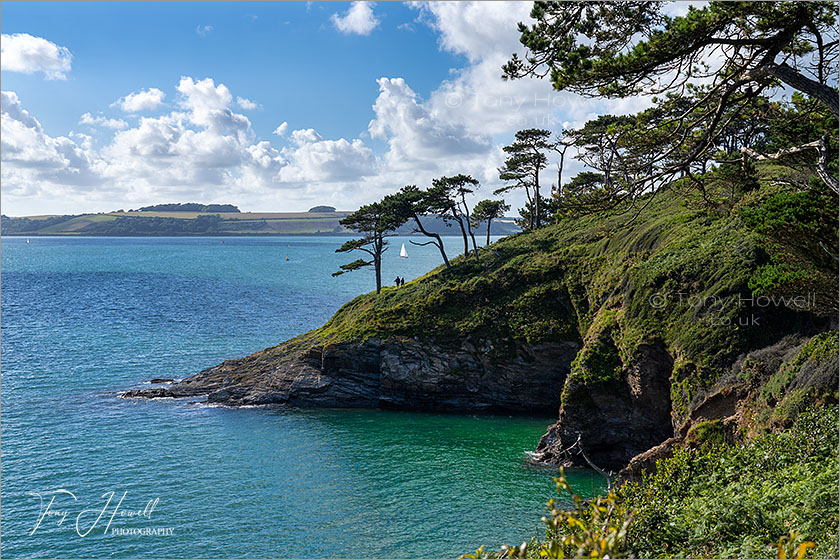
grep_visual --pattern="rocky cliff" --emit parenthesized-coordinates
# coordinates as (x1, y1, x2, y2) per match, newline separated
(124, 334, 578, 413)
(124, 163, 838, 474)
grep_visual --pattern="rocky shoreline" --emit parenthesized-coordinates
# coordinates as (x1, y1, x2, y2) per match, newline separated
(121, 334, 580, 414)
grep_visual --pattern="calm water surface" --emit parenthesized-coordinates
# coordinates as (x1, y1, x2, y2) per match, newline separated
(1, 236, 603, 558)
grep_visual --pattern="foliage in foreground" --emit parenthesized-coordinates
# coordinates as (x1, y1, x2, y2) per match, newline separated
(466, 406, 838, 559)
(463, 470, 633, 559)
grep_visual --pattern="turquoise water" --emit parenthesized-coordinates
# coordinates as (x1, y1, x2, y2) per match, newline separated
(1, 236, 604, 558)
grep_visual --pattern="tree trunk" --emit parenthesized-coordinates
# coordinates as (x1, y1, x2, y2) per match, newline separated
(486, 218, 492, 246)
(534, 166, 541, 228)
(412, 214, 450, 268)
(374, 235, 382, 294)
(451, 208, 469, 257)
(467, 224, 480, 262)
(524, 186, 534, 229)
(461, 192, 480, 261)
(740, 134, 839, 194)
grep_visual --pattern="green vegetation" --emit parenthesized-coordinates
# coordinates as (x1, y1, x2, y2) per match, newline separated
(472, 199, 511, 246)
(317, 167, 834, 412)
(620, 405, 838, 559)
(497, 128, 561, 229)
(740, 330, 840, 430)
(503, 2, 838, 215)
(83, 214, 225, 235)
(468, 406, 838, 559)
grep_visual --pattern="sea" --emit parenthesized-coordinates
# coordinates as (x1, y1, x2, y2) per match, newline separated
(1, 235, 605, 558)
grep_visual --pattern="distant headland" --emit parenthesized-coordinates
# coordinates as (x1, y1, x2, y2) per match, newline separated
(1, 202, 519, 237)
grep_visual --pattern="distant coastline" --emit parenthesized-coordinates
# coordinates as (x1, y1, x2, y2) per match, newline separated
(2, 210, 520, 237)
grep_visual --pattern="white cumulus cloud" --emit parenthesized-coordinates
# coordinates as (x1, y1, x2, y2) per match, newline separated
(290, 128, 322, 145)
(273, 122, 289, 136)
(236, 96, 258, 110)
(79, 112, 128, 130)
(368, 77, 489, 166)
(331, 2, 379, 35)
(2, 78, 386, 214)
(112, 88, 166, 113)
(1, 90, 101, 202)
(175, 77, 251, 134)
(1, 33, 73, 80)
(279, 136, 377, 183)
(413, 2, 654, 137)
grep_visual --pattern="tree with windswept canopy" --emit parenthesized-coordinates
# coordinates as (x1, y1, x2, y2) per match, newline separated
(429, 174, 482, 261)
(471, 199, 511, 246)
(504, 2, 838, 115)
(332, 201, 403, 294)
(516, 194, 556, 229)
(503, 1, 840, 199)
(556, 171, 613, 216)
(497, 129, 558, 229)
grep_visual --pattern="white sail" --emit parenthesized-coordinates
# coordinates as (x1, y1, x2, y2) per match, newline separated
(399, 243, 408, 258)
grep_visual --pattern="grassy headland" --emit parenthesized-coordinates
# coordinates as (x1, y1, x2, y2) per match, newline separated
(315, 162, 835, 422)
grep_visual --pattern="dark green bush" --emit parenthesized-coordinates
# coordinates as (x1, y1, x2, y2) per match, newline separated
(467, 406, 838, 559)
(619, 405, 839, 558)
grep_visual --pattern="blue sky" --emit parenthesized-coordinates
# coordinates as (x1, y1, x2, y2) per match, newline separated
(1, 2, 655, 216)
(2, 2, 460, 143)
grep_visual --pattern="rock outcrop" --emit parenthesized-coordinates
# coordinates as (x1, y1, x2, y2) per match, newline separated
(530, 342, 675, 472)
(122, 335, 580, 414)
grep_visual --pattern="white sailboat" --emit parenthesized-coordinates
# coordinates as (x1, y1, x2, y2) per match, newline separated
(399, 243, 408, 258)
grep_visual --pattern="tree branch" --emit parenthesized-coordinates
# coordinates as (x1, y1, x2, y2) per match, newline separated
(749, 62, 839, 117)
(740, 134, 839, 194)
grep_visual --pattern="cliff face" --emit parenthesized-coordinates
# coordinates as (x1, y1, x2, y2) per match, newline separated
(124, 334, 579, 414)
(532, 342, 675, 470)
(124, 164, 838, 473)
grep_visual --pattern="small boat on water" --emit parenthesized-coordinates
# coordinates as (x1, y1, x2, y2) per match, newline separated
(399, 243, 408, 258)
(26, 238, 30, 244)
